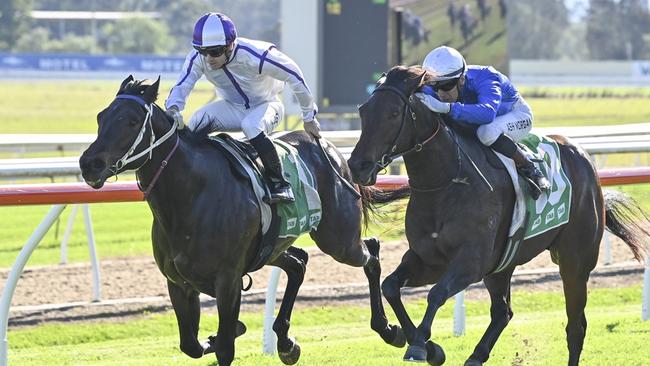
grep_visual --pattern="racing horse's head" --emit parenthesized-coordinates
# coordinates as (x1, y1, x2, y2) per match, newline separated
(79, 75, 172, 188)
(349, 65, 438, 185)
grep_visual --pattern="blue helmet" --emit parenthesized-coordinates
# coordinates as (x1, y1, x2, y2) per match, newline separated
(192, 12, 237, 48)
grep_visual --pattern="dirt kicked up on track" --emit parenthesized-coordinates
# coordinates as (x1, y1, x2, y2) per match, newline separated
(1, 238, 646, 328)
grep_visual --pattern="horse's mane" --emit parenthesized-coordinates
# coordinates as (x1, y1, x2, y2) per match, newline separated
(178, 124, 215, 144)
(121, 79, 159, 100)
(384, 65, 435, 92)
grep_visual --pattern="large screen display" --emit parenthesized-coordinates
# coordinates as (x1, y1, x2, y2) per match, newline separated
(396, 0, 509, 74)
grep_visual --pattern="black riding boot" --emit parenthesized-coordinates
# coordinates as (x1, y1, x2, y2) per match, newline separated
(490, 134, 551, 200)
(249, 132, 295, 204)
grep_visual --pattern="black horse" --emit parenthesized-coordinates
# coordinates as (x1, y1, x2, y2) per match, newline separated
(79, 76, 408, 366)
(348, 66, 649, 366)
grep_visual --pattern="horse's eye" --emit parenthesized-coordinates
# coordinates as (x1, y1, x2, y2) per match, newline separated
(129, 119, 139, 127)
(391, 110, 400, 118)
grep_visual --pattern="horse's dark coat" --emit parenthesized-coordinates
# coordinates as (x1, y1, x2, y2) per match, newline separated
(348, 65, 649, 366)
(79, 76, 408, 366)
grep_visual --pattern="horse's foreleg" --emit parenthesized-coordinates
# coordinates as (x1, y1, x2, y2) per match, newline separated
(212, 273, 243, 366)
(363, 237, 406, 348)
(167, 279, 206, 359)
(406, 256, 479, 365)
(269, 246, 307, 365)
(465, 268, 515, 366)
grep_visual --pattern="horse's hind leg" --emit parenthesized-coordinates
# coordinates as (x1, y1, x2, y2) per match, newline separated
(466, 268, 515, 366)
(364, 237, 406, 347)
(310, 197, 404, 347)
(555, 206, 601, 365)
(269, 247, 308, 365)
(557, 243, 597, 366)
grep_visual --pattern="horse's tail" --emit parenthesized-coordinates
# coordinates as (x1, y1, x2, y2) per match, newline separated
(359, 184, 411, 229)
(604, 190, 650, 262)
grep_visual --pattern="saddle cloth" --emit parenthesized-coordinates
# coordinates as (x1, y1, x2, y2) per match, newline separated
(490, 133, 572, 273)
(495, 133, 572, 239)
(210, 135, 322, 238)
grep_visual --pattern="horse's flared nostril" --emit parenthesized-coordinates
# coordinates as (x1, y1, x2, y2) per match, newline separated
(79, 154, 106, 177)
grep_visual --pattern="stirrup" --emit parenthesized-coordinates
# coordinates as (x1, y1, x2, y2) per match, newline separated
(266, 185, 295, 204)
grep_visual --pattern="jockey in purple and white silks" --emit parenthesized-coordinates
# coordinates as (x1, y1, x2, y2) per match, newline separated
(416, 46, 551, 199)
(165, 12, 320, 204)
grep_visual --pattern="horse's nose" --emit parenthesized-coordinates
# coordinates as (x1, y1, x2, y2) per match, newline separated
(347, 158, 374, 184)
(79, 153, 106, 178)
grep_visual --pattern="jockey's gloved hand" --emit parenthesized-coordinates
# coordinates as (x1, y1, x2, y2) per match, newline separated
(304, 118, 321, 139)
(166, 106, 185, 130)
(415, 92, 451, 114)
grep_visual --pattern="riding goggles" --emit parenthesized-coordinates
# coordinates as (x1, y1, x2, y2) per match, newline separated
(194, 45, 229, 57)
(431, 78, 459, 92)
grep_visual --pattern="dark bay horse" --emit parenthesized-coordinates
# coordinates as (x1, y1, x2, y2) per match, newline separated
(348, 66, 649, 366)
(79, 76, 408, 366)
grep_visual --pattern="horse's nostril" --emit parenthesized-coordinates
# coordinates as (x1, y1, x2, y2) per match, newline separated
(80, 155, 106, 175)
(92, 159, 105, 170)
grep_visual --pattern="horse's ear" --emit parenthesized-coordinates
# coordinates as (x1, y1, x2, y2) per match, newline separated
(143, 76, 160, 104)
(417, 70, 428, 87)
(118, 75, 134, 94)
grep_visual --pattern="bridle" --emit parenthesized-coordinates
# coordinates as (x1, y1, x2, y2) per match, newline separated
(110, 94, 180, 198)
(365, 79, 441, 171)
(360, 71, 494, 193)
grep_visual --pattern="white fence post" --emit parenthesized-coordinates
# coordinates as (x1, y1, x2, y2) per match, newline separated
(0, 204, 67, 366)
(262, 267, 281, 354)
(643, 256, 649, 321)
(453, 291, 466, 336)
(60, 204, 79, 264)
(82, 204, 101, 302)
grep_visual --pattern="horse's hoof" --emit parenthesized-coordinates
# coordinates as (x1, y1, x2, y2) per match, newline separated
(403, 345, 427, 362)
(464, 358, 482, 366)
(204, 320, 247, 354)
(384, 324, 406, 348)
(426, 341, 446, 366)
(278, 337, 301, 365)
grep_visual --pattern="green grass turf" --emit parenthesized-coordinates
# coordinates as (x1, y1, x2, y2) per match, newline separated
(6, 285, 649, 365)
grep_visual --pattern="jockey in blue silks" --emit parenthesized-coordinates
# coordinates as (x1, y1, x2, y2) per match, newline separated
(165, 12, 320, 204)
(416, 46, 551, 199)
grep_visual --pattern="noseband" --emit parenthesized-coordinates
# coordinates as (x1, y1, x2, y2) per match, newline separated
(111, 94, 179, 198)
(112, 94, 178, 172)
(369, 84, 440, 170)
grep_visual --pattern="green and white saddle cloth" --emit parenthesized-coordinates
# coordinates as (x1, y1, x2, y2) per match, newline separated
(272, 140, 322, 238)
(494, 133, 572, 239)
(491, 133, 572, 273)
(519, 134, 572, 239)
(212, 137, 322, 238)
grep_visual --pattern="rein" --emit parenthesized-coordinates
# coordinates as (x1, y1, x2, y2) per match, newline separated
(112, 94, 179, 197)
(366, 76, 494, 193)
(370, 85, 440, 170)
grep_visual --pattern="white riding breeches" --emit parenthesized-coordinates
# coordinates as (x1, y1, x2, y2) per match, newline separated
(476, 98, 533, 146)
(188, 99, 284, 140)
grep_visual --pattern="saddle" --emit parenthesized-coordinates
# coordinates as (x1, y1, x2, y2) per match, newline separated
(208, 133, 281, 273)
(207, 133, 323, 273)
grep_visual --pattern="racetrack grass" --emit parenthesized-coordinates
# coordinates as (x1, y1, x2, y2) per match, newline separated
(527, 97, 650, 127)
(1, 81, 650, 133)
(0, 183, 647, 269)
(7, 285, 649, 365)
(0, 200, 408, 268)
